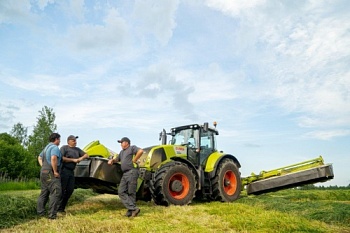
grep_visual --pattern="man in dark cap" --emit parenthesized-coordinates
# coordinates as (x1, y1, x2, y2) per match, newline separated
(37, 133, 62, 219)
(58, 135, 89, 214)
(108, 137, 143, 217)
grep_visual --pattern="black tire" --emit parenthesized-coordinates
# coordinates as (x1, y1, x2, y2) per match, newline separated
(211, 159, 241, 202)
(150, 162, 197, 206)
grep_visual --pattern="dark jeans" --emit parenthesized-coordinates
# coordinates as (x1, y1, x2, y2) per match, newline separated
(58, 169, 75, 212)
(37, 169, 62, 219)
(118, 169, 139, 211)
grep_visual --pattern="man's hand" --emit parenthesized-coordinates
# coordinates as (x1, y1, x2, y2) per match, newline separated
(107, 159, 114, 165)
(54, 171, 60, 178)
(132, 159, 139, 164)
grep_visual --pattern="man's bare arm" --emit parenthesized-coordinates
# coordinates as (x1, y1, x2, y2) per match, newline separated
(51, 155, 60, 177)
(133, 149, 144, 163)
(38, 156, 43, 166)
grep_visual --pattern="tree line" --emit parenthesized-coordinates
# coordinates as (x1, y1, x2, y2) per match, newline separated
(0, 106, 56, 179)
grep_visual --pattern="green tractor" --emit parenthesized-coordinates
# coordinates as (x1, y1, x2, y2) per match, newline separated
(75, 122, 242, 206)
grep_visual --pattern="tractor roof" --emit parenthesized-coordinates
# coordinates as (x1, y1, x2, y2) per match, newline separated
(171, 123, 219, 135)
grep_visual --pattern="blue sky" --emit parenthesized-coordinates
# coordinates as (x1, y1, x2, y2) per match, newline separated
(0, 0, 349, 186)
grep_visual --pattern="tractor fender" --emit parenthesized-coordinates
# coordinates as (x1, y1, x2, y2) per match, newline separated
(170, 157, 198, 178)
(205, 152, 241, 179)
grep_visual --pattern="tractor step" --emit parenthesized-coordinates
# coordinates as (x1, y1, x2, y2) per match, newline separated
(246, 164, 334, 195)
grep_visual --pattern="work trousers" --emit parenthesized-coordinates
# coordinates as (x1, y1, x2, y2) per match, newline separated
(118, 169, 139, 211)
(58, 168, 75, 212)
(37, 169, 62, 219)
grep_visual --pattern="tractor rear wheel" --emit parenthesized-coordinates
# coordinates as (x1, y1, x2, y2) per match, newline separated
(150, 162, 196, 206)
(211, 159, 241, 202)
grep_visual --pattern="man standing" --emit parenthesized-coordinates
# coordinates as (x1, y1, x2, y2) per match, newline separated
(58, 135, 89, 214)
(108, 137, 143, 217)
(37, 133, 62, 219)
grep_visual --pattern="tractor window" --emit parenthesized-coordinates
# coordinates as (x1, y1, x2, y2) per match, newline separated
(200, 136, 211, 149)
(171, 129, 199, 147)
(200, 131, 213, 150)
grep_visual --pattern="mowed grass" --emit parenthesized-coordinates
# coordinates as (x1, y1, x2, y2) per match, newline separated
(0, 189, 349, 233)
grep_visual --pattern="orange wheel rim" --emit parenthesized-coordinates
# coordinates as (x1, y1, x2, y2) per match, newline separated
(223, 170, 237, 195)
(168, 173, 190, 199)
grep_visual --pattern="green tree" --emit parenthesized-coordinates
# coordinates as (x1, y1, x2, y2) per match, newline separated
(0, 133, 18, 145)
(27, 106, 57, 158)
(0, 133, 36, 178)
(10, 122, 28, 147)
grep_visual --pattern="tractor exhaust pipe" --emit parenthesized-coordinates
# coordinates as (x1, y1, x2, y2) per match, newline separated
(159, 129, 167, 145)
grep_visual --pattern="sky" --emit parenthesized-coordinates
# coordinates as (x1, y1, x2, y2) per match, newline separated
(0, 0, 349, 187)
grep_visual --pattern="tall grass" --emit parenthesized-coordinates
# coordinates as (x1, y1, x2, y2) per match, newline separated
(0, 189, 349, 232)
(0, 172, 40, 191)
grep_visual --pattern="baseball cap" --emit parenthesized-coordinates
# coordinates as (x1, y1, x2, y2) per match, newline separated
(67, 135, 79, 141)
(118, 137, 130, 144)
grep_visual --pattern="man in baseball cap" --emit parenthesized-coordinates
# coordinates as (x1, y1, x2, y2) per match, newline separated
(58, 135, 88, 214)
(108, 136, 143, 217)
(67, 135, 78, 141)
(118, 137, 130, 144)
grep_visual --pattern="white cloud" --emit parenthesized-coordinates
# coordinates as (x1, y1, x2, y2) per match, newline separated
(66, 8, 129, 53)
(0, 0, 37, 25)
(205, 0, 266, 16)
(3, 75, 61, 97)
(304, 129, 350, 140)
(67, 0, 85, 21)
(206, 0, 350, 132)
(187, 63, 243, 103)
(133, 0, 179, 46)
(37, 0, 55, 10)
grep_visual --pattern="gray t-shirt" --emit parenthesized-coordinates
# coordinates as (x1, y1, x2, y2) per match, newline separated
(60, 145, 85, 171)
(117, 145, 140, 172)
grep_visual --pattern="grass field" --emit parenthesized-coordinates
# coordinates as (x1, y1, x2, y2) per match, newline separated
(0, 189, 349, 233)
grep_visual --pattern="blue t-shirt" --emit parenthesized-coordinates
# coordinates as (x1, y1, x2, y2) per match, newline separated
(39, 143, 62, 166)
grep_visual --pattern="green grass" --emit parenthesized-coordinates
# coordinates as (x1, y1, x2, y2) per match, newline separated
(0, 189, 349, 232)
(0, 173, 40, 191)
(0, 189, 97, 229)
(0, 181, 40, 191)
(238, 189, 350, 227)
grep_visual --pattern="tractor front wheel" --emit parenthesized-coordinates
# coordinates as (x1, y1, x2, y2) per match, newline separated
(150, 162, 196, 206)
(211, 159, 241, 202)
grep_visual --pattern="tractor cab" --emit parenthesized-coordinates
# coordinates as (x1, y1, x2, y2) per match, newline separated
(169, 122, 219, 167)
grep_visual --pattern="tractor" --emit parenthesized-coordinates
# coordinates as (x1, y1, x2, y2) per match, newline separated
(75, 122, 334, 205)
(75, 122, 242, 205)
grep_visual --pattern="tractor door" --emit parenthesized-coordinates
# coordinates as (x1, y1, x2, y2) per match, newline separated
(186, 129, 200, 166)
(199, 129, 216, 165)
(170, 127, 200, 166)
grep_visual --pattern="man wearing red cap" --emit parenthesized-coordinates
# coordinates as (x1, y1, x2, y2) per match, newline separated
(108, 137, 143, 217)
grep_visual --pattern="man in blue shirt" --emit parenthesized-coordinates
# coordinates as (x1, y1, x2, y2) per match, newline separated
(37, 133, 62, 219)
